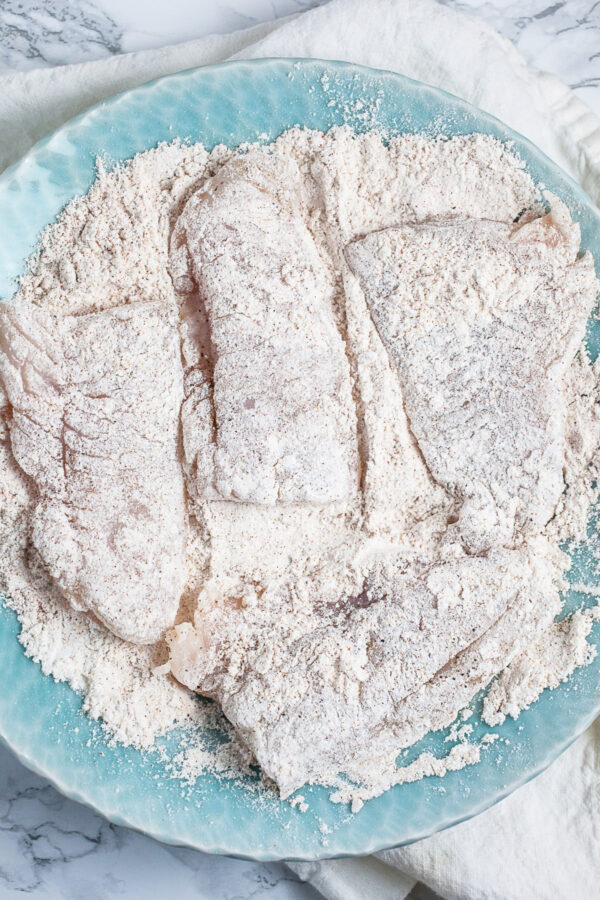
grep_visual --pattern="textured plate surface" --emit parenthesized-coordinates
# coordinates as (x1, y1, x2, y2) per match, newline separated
(0, 59, 599, 861)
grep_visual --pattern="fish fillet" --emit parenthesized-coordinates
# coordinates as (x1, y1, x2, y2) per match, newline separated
(345, 199, 598, 551)
(0, 298, 187, 644)
(170, 153, 357, 505)
(168, 546, 556, 795)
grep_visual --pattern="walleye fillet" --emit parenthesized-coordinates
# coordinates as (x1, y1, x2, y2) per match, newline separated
(168, 546, 557, 796)
(345, 199, 597, 551)
(0, 299, 187, 644)
(170, 153, 357, 505)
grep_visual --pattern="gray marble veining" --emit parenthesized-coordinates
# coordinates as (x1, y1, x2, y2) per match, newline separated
(444, 0, 600, 110)
(0, 744, 317, 898)
(0, 0, 122, 69)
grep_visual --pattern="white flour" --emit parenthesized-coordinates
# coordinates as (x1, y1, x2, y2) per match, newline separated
(483, 606, 600, 727)
(0, 127, 599, 810)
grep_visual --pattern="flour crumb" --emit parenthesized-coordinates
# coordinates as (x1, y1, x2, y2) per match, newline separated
(483, 606, 599, 726)
(329, 742, 482, 809)
(289, 795, 309, 813)
(445, 722, 474, 743)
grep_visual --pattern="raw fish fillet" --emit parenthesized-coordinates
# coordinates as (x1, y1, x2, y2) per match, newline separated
(345, 199, 597, 551)
(170, 153, 357, 505)
(0, 299, 187, 644)
(168, 545, 558, 795)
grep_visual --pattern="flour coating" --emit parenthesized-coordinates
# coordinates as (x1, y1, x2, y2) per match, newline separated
(0, 127, 598, 805)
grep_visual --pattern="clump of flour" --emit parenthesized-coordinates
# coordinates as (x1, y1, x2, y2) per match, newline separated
(483, 606, 600, 727)
(0, 127, 599, 808)
(329, 742, 482, 814)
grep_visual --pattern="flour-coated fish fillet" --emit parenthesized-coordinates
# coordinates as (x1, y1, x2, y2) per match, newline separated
(0, 299, 187, 644)
(168, 546, 557, 795)
(345, 199, 598, 552)
(170, 153, 357, 505)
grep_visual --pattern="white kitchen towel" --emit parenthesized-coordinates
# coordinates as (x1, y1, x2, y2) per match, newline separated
(1, 2, 599, 899)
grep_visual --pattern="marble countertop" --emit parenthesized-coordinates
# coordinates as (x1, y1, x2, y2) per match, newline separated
(0, 1, 598, 898)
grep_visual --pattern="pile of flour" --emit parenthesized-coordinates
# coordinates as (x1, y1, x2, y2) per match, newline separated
(1, 126, 599, 808)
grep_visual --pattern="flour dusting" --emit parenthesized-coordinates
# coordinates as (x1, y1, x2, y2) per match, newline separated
(483, 606, 600, 727)
(0, 126, 599, 812)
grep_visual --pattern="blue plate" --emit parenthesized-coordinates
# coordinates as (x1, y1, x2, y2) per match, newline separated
(0, 59, 599, 861)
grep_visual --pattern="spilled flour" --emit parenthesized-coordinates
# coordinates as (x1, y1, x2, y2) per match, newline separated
(1, 126, 600, 813)
(483, 606, 600, 726)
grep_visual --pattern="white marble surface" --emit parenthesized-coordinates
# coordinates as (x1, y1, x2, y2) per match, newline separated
(0, 1, 598, 898)
(0, 745, 321, 899)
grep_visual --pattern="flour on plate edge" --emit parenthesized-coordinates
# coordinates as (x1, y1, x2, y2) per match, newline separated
(0, 126, 599, 814)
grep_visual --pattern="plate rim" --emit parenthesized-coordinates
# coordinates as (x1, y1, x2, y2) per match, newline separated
(0, 56, 599, 861)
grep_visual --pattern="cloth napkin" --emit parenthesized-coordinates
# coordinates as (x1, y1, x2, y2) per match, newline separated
(1, 1, 599, 898)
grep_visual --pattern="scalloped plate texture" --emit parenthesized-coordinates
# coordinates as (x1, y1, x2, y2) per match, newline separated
(0, 59, 599, 862)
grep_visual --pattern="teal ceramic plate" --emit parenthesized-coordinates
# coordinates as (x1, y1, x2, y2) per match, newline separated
(0, 59, 599, 861)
